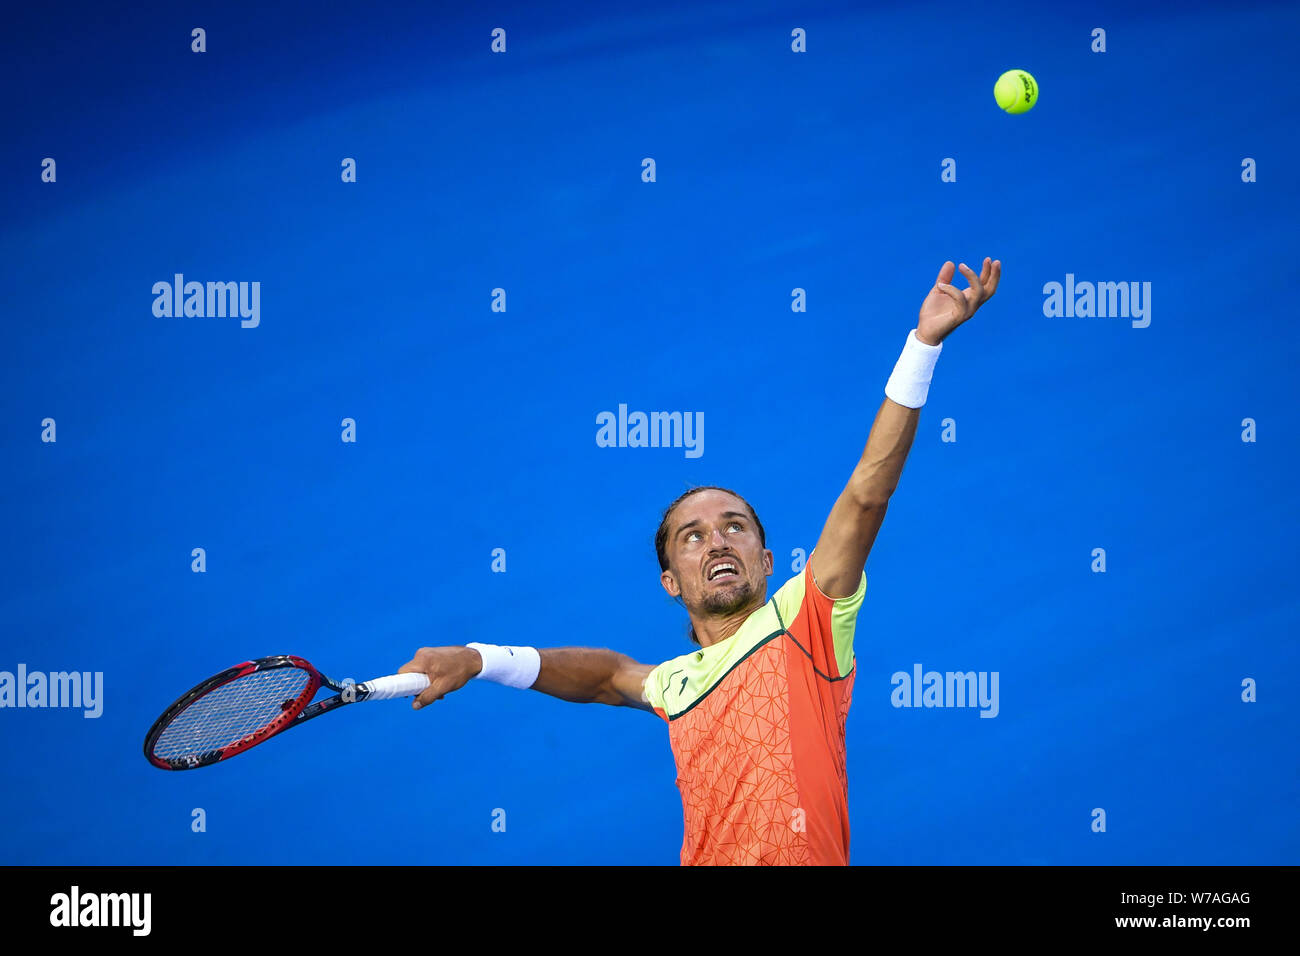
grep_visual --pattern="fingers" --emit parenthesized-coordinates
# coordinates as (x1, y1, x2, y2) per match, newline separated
(398, 649, 439, 709)
(412, 683, 440, 710)
(398, 652, 432, 679)
(412, 674, 449, 710)
(934, 260, 956, 288)
(985, 259, 1002, 298)
(935, 281, 967, 315)
(957, 262, 984, 306)
(928, 257, 1000, 336)
(970, 257, 1001, 302)
(943, 257, 1001, 309)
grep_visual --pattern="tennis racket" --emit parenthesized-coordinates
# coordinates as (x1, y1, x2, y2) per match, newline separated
(143, 655, 430, 770)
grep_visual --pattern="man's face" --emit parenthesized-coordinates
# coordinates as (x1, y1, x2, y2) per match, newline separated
(661, 490, 772, 618)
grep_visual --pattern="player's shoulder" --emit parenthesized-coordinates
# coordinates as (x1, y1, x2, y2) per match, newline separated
(771, 557, 867, 620)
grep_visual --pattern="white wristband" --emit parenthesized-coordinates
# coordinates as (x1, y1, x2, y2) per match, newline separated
(466, 643, 541, 689)
(884, 328, 942, 408)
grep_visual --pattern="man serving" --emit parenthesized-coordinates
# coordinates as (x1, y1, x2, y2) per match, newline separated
(399, 258, 1001, 865)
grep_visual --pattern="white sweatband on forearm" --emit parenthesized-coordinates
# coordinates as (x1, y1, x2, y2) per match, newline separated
(884, 328, 943, 408)
(465, 643, 542, 689)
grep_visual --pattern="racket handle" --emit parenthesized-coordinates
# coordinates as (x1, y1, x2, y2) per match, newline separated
(362, 673, 431, 701)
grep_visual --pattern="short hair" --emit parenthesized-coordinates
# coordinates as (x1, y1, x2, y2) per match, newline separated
(654, 486, 767, 646)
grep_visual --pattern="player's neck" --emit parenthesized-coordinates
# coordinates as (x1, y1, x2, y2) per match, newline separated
(692, 596, 766, 648)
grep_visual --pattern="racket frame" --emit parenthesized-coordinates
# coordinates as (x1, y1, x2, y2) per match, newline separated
(144, 655, 374, 770)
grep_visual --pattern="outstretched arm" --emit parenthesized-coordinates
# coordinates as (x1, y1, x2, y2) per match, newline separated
(397, 646, 657, 712)
(532, 648, 656, 710)
(809, 258, 1001, 599)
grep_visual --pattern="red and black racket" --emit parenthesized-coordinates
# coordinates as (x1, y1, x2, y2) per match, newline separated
(143, 655, 429, 770)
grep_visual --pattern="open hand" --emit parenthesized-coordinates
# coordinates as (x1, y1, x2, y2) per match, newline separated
(916, 258, 1001, 346)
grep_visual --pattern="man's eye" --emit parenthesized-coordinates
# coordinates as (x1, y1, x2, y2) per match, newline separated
(728, 523, 742, 532)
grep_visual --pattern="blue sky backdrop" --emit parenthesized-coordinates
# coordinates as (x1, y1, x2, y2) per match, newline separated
(1, 0, 1296, 864)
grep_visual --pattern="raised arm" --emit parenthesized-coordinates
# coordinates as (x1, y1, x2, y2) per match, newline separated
(397, 645, 657, 713)
(808, 399, 917, 599)
(809, 258, 1000, 599)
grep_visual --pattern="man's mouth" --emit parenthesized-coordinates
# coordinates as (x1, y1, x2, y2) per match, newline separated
(706, 560, 740, 582)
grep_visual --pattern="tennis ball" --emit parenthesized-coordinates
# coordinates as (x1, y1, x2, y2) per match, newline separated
(994, 69, 1038, 114)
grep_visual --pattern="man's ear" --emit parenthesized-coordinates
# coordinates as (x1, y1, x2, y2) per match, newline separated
(661, 568, 680, 597)
(763, 548, 774, 575)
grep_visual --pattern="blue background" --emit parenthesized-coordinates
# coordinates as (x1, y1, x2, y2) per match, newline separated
(1, 0, 1296, 865)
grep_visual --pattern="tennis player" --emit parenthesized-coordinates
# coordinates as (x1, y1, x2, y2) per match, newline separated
(399, 258, 1000, 865)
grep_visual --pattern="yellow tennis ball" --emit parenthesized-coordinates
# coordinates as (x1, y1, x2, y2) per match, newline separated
(994, 69, 1038, 114)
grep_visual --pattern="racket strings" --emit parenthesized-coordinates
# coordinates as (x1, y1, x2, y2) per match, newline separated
(152, 666, 314, 758)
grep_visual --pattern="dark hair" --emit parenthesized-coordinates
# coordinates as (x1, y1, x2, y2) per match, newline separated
(654, 485, 767, 645)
